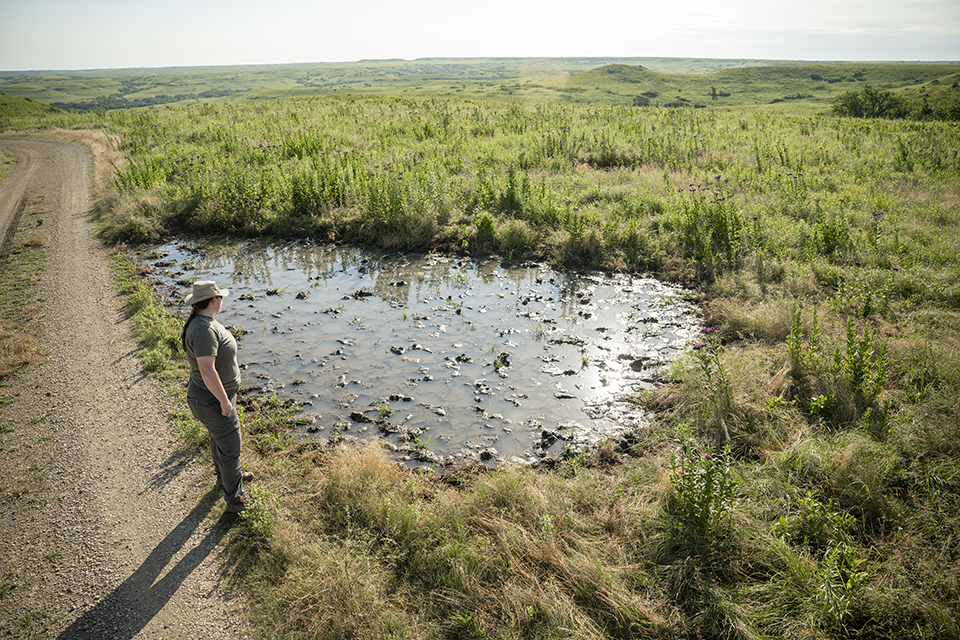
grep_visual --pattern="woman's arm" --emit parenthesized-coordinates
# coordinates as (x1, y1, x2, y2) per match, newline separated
(197, 355, 234, 416)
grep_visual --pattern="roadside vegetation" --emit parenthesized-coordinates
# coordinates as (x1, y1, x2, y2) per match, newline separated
(0, 177, 47, 380)
(2, 61, 960, 637)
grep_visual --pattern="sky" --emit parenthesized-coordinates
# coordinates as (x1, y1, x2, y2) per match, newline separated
(0, 0, 958, 72)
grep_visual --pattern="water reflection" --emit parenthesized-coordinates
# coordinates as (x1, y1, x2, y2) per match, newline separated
(137, 239, 701, 467)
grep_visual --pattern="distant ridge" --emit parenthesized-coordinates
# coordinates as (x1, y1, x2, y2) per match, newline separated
(1, 58, 958, 115)
(558, 62, 960, 110)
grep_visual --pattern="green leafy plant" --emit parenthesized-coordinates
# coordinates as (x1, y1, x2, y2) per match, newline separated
(787, 303, 822, 379)
(238, 485, 279, 539)
(172, 410, 208, 452)
(667, 423, 737, 535)
(814, 541, 875, 628)
(773, 492, 856, 552)
(691, 338, 734, 429)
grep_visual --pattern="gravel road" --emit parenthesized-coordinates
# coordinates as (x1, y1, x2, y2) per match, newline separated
(0, 138, 245, 639)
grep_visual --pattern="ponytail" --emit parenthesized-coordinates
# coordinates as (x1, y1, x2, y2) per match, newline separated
(181, 298, 214, 352)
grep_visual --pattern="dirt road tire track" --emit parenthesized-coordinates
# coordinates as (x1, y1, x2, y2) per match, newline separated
(0, 138, 245, 639)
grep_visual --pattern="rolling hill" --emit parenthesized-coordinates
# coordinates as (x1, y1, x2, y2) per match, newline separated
(1, 58, 959, 116)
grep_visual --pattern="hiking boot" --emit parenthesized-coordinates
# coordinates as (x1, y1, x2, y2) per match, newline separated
(226, 491, 247, 513)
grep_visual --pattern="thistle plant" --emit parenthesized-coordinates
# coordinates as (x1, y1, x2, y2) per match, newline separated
(691, 328, 734, 430)
(668, 422, 737, 536)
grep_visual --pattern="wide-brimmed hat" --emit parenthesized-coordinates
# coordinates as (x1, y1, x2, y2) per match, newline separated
(184, 280, 230, 306)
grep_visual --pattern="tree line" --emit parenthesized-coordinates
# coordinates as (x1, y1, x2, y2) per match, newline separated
(50, 88, 243, 112)
(832, 84, 960, 121)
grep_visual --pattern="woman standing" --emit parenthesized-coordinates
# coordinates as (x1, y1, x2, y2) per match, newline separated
(182, 280, 251, 512)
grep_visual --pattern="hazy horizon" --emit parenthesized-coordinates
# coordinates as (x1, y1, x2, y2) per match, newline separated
(1, 0, 958, 73)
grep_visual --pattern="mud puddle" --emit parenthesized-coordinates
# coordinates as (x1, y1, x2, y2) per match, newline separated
(134, 239, 701, 467)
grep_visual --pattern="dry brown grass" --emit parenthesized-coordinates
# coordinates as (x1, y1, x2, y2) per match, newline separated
(0, 328, 39, 378)
(703, 296, 794, 344)
(21, 231, 48, 247)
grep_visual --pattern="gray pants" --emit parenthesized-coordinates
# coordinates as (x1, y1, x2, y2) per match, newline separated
(187, 382, 246, 512)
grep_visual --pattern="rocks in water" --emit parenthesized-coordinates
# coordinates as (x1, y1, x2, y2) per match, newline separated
(473, 380, 492, 395)
(419, 403, 446, 417)
(554, 384, 576, 399)
(345, 289, 374, 300)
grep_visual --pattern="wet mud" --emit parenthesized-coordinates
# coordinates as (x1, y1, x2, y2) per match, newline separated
(135, 239, 701, 467)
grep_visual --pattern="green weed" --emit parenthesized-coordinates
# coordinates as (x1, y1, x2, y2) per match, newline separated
(667, 422, 737, 536)
(172, 410, 208, 452)
(238, 485, 279, 539)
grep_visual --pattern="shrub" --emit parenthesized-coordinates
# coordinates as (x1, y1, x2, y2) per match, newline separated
(832, 85, 907, 119)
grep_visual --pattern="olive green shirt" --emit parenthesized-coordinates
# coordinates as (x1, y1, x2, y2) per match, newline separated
(184, 315, 240, 391)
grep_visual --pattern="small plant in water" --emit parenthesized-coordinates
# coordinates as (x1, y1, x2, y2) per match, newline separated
(413, 433, 434, 450)
(375, 400, 393, 417)
(531, 320, 550, 340)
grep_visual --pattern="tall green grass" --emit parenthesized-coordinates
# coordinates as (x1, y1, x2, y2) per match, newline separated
(78, 98, 959, 285)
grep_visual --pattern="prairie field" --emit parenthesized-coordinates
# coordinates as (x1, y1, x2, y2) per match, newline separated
(4, 72, 960, 639)
(3, 58, 958, 114)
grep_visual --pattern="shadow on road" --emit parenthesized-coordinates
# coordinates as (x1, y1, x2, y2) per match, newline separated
(57, 490, 236, 639)
(144, 448, 203, 493)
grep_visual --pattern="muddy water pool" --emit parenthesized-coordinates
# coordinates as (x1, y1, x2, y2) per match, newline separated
(135, 239, 701, 467)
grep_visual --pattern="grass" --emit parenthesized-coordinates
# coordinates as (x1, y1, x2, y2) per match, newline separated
(0, 196, 48, 380)
(111, 250, 188, 384)
(0, 93, 62, 129)
(4, 79, 960, 637)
